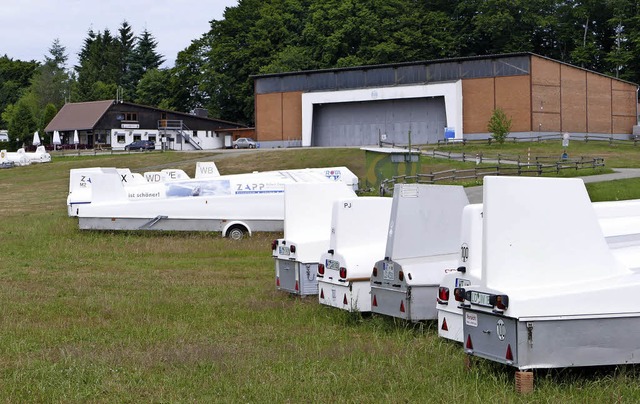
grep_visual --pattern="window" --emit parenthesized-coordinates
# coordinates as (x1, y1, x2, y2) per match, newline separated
(193, 130, 198, 137)
(117, 134, 125, 144)
(124, 112, 138, 121)
(133, 133, 141, 141)
(148, 134, 156, 142)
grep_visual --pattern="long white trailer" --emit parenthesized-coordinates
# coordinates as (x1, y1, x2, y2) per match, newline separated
(272, 182, 358, 296)
(317, 196, 392, 312)
(72, 166, 358, 239)
(437, 197, 640, 343)
(0, 146, 51, 166)
(457, 176, 640, 382)
(370, 184, 468, 321)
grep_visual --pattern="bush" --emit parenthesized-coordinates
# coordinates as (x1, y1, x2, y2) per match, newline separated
(487, 107, 512, 144)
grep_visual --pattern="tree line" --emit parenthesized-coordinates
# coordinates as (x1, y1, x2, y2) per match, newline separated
(2, 0, 640, 148)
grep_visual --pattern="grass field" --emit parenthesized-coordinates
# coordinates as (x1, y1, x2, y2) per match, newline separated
(1, 147, 640, 401)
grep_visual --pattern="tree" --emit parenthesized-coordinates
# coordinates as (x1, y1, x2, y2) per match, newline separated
(129, 29, 165, 88)
(487, 108, 512, 144)
(6, 100, 36, 148)
(0, 56, 38, 128)
(135, 68, 172, 108)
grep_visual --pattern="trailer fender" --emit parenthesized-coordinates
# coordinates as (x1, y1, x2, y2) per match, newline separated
(222, 221, 252, 240)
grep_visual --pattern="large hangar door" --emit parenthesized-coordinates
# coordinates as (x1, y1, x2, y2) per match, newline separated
(311, 97, 446, 146)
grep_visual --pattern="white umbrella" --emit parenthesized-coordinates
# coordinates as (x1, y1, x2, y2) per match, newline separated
(32, 131, 41, 146)
(73, 130, 79, 149)
(52, 130, 61, 145)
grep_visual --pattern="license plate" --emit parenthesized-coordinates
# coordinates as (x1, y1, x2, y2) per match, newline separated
(455, 278, 470, 288)
(278, 246, 290, 255)
(326, 259, 339, 270)
(383, 262, 394, 281)
(469, 291, 492, 307)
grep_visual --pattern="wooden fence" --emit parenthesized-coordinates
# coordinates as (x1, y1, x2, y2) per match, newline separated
(379, 157, 605, 195)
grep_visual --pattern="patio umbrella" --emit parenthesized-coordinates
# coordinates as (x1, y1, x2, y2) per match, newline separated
(32, 131, 41, 146)
(52, 130, 61, 145)
(73, 130, 79, 149)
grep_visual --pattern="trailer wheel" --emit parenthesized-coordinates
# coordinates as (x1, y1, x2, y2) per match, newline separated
(226, 225, 246, 240)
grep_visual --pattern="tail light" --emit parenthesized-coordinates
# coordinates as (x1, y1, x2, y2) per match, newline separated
(454, 288, 466, 302)
(372, 266, 377, 277)
(438, 287, 450, 302)
(271, 239, 278, 250)
(491, 294, 509, 310)
(398, 270, 404, 282)
(318, 263, 325, 275)
(339, 267, 347, 279)
(290, 244, 296, 253)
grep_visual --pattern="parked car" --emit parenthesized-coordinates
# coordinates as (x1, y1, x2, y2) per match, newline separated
(125, 140, 155, 151)
(232, 137, 257, 149)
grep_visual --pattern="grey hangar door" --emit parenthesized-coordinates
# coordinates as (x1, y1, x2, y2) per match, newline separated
(311, 97, 447, 147)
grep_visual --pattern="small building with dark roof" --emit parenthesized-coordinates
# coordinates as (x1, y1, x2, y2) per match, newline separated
(252, 53, 639, 147)
(45, 100, 249, 150)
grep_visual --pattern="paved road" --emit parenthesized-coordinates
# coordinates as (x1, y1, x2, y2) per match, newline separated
(464, 168, 640, 203)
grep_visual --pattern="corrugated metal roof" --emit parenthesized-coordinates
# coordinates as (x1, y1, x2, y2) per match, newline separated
(45, 100, 114, 132)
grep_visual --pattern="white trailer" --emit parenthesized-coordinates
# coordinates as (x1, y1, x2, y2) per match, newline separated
(457, 176, 640, 384)
(370, 184, 468, 321)
(437, 197, 640, 343)
(317, 196, 392, 311)
(73, 166, 358, 239)
(272, 182, 357, 296)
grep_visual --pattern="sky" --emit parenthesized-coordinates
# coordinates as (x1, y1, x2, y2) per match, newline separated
(0, 0, 239, 68)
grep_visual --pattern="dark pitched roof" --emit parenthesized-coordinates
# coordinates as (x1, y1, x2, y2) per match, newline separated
(45, 100, 114, 132)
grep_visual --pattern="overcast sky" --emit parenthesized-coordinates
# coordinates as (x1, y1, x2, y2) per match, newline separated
(0, 0, 239, 68)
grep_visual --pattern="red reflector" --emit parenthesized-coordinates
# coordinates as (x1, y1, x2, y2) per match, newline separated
(372, 266, 377, 277)
(276, 277, 280, 286)
(454, 288, 466, 302)
(438, 287, 450, 301)
(441, 317, 448, 331)
(318, 264, 325, 275)
(506, 344, 513, 361)
(343, 294, 348, 305)
(290, 245, 296, 253)
(320, 289, 324, 299)
(295, 281, 299, 291)
(400, 300, 405, 313)
(466, 335, 473, 350)
(339, 267, 347, 279)
(372, 295, 377, 307)
(398, 270, 404, 282)
(271, 239, 278, 250)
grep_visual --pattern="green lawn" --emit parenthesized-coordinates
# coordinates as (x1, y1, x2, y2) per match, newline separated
(1, 148, 640, 401)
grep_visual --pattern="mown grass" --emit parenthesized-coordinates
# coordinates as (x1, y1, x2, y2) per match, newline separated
(1, 147, 640, 401)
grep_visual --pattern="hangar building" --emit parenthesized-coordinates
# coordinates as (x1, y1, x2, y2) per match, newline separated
(253, 53, 638, 148)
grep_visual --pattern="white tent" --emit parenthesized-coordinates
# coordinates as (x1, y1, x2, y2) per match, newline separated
(32, 131, 41, 146)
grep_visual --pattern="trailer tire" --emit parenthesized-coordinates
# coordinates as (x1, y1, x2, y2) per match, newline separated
(226, 225, 246, 240)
